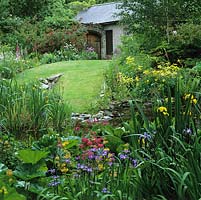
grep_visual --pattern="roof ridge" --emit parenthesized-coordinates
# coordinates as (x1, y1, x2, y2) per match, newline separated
(91, 2, 122, 7)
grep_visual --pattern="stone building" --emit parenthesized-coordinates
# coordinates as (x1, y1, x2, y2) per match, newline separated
(76, 2, 124, 59)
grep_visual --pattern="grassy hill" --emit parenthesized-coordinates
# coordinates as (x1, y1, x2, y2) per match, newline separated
(16, 60, 110, 112)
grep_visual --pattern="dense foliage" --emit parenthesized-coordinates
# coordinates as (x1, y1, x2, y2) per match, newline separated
(0, 1, 201, 199)
(0, 0, 96, 56)
(120, 0, 201, 64)
(0, 74, 200, 199)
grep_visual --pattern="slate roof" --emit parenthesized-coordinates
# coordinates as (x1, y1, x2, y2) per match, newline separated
(76, 2, 122, 24)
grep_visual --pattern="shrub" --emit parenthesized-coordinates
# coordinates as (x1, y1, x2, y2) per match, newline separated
(105, 53, 201, 105)
(40, 53, 58, 64)
(40, 44, 98, 64)
(79, 46, 98, 60)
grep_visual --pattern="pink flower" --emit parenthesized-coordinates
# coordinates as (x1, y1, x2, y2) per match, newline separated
(82, 138, 89, 143)
(75, 126, 80, 131)
(98, 144, 104, 148)
(86, 141, 93, 146)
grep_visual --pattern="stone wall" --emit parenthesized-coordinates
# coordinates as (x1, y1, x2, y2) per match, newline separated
(101, 24, 124, 59)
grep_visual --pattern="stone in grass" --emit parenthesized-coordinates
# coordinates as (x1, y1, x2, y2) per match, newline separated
(80, 114, 92, 120)
(39, 73, 64, 89)
(103, 116, 113, 121)
(40, 83, 49, 89)
(47, 73, 64, 82)
(92, 111, 104, 118)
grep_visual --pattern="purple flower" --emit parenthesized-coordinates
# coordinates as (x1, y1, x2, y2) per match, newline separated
(86, 46, 95, 52)
(47, 169, 56, 174)
(77, 163, 81, 169)
(102, 150, 108, 156)
(87, 151, 95, 159)
(119, 154, 128, 160)
(65, 159, 71, 164)
(123, 149, 130, 153)
(131, 159, 138, 167)
(95, 155, 102, 161)
(88, 155, 94, 159)
(77, 164, 93, 173)
(48, 181, 60, 187)
(75, 156, 80, 160)
(87, 167, 93, 173)
(102, 188, 107, 193)
(90, 148, 97, 152)
(80, 164, 85, 170)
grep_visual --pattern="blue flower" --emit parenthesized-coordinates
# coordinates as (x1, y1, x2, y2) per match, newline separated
(140, 132, 151, 140)
(102, 187, 110, 193)
(131, 159, 138, 168)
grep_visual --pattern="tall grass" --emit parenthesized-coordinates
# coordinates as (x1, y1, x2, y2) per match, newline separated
(0, 79, 71, 138)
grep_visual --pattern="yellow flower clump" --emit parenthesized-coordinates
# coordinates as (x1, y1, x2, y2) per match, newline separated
(64, 152, 71, 159)
(135, 76, 140, 82)
(0, 186, 8, 194)
(98, 163, 104, 171)
(184, 94, 197, 104)
(62, 141, 69, 147)
(143, 63, 180, 79)
(157, 106, 169, 116)
(126, 56, 135, 65)
(117, 72, 134, 85)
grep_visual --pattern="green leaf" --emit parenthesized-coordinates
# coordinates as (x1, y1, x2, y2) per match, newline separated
(113, 127, 126, 137)
(14, 169, 46, 181)
(192, 62, 201, 71)
(134, 101, 150, 132)
(0, 163, 7, 173)
(28, 183, 45, 194)
(16, 149, 48, 164)
(14, 160, 47, 181)
(105, 135, 124, 152)
(64, 139, 79, 149)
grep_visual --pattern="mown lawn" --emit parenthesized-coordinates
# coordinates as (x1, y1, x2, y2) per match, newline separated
(16, 60, 110, 112)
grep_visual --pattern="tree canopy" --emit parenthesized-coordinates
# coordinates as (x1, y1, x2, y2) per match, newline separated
(120, 0, 201, 41)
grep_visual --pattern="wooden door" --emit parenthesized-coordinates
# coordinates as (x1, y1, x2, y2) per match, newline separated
(87, 34, 101, 59)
